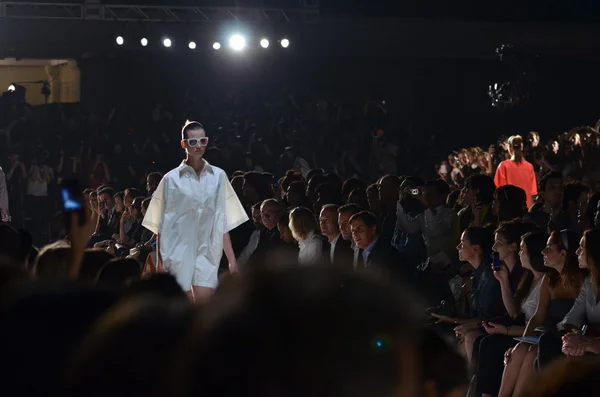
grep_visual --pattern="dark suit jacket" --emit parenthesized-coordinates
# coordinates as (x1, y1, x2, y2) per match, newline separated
(248, 227, 287, 268)
(364, 238, 412, 283)
(329, 236, 354, 270)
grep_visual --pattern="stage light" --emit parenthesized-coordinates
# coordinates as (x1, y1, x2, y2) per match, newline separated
(229, 34, 246, 51)
(281, 38, 290, 48)
(163, 38, 172, 48)
(141, 37, 148, 47)
(8, 84, 15, 92)
(188, 41, 196, 50)
(213, 42, 221, 50)
(260, 38, 269, 48)
(116, 36, 124, 46)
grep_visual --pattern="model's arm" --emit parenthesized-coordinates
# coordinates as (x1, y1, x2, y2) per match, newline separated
(223, 232, 238, 273)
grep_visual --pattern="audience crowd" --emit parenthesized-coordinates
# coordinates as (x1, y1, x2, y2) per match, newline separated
(1, 90, 600, 396)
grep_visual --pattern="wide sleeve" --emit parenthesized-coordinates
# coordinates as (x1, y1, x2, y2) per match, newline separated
(222, 173, 249, 233)
(141, 176, 168, 235)
(529, 163, 538, 196)
(494, 162, 506, 187)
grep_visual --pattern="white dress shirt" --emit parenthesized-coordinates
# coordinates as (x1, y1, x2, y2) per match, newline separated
(560, 277, 600, 330)
(298, 231, 323, 265)
(329, 234, 340, 263)
(396, 202, 456, 265)
(142, 160, 248, 290)
(352, 243, 360, 269)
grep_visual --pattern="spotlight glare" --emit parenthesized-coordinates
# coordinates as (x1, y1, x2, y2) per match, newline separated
(260, 38, 270, 48)
(140, 37, 148, 47)
(188, 41, 196, 50)
(116, 36, 124, 46)
(229, 34, 246, 51)
(281, 38, 290, 48)
(163, 38, 172, 48)
(213, 42, 221, 50)
(8, 84, 15, 92)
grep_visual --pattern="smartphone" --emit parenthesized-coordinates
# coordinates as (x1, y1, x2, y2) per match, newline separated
(493, 252, 502, 271)
(60, 179, 85, 233)
(440, 164, 448, 174)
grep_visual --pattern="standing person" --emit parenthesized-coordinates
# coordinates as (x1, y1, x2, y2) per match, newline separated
(142, 121, 248, 302)
(494, 135, 538, 208)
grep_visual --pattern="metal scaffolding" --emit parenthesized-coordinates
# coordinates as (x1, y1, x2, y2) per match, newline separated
(0, 1, 319, 23)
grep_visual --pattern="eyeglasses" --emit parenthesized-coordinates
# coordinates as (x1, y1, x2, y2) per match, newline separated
(183, 137, 209, 147)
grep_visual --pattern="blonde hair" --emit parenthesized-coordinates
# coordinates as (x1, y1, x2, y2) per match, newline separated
(289, 206, 319, 241)
(508, 135, 524, 163)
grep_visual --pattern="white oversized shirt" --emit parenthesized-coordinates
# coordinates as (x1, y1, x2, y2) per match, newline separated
(298, 232, 323, 265)
(142, 160, 248, 290)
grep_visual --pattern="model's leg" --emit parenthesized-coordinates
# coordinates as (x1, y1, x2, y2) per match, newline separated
(192, 286, 214, 303)
(498, 342, 529, 397)
(512, 345, 537, 397)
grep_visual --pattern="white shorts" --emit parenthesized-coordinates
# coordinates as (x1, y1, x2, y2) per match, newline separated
(166, 255, 219, 291)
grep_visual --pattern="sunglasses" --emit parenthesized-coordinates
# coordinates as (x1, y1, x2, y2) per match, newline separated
(183, 137, 209, 147)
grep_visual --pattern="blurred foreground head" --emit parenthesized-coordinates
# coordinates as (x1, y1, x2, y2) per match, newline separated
(175, 266, 423, 397)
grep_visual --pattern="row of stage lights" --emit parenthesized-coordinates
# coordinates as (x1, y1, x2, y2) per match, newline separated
(115, 34, 290, 51)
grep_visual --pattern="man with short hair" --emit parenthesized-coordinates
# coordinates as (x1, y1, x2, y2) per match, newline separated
(349, 210, 410, 282)
(337, 204, 363, 269)
(320, 204, 352, 268)
(247, 198, 286, 267)
(142, 120, 248, 302)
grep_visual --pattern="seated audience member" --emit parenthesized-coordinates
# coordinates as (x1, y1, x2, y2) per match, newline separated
(561, 182, 589, 233)
(286, 180, 308, 209)
(528, 172, 570, 231)
(146, 172, 163, 196)
(34, 240, 72, 279)
(66, 297, 193, 397)
(474, 231, 550, 397)
(419, 329, 468, 397)
(79, 249, 115, 282)
(349, 210, 410, 282)
(366, 183, 381, 214)
(173, 266, 423, 397)
(458, 174, 496, 230)
(392, 177, 426, 270)
(396, 179, 457, 271)
(96, 257, 142, 288)
(319, 204, 353, 269)
(341, 178, 365, 204)
(337, 203, 364, 269)
(499, 230, 584, 397)
(493, 185, 527, 224)
(89, 187, 120, 245)
(559, 228, 600, 357)
(237, 202, 264, 269)
(430, 227, 504, 354)
(289, 206, 326, 266)
(247, 199, 287, 267)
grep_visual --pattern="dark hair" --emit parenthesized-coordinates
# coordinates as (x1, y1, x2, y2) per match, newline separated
(122, 273, 188, 301)
(539, 172, 563, 192)
(521, 232, 551, 273)
(402, 176, 425, 188)
(547, 230, 584, 289)
(583, 229, 600, 290)
(305, 168, 324, 182)
(181, 120, 204, 140)
(585, 193, 600, 228)
(97, 187, 115, 197)
(349, 211, 378, 229)
(495, 218, 538, 246)
(125, 188, 144, 199)
(277, 211, 291, 228)
(341, 178, 365, 201)
(495, 185, 527, 222)
(464, 174, 496, 204)
(114, 191, 125, 201)
(562, 182, 589, 212)
(463, 226, 494, 259)
(96, 258, 142, 288)
(132, 197, 145, 214)
(79, 249, 114, 282)
(315, 183, 341, 205)
(320, 204, 339, 215)
(147, 172, 163, 185)
(508, 135, 524, 163)
(338, 203, 363, 217)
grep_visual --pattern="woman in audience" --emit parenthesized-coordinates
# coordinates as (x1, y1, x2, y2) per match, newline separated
(559, 228, 600, 356)
(475, 232, 550, 397)
(499, 229, 584, 397)
(493, 185, 528, 224)
(289, 206, 325, 265)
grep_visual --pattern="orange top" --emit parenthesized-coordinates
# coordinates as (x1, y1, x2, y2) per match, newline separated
(494, 159, 538, 208)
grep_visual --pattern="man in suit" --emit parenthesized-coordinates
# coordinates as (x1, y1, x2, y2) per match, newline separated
(349, 210, 411, 283)
(247, 199, 287, 268)
(337, 204, 364, 269)
(320, 204, 353, 269)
